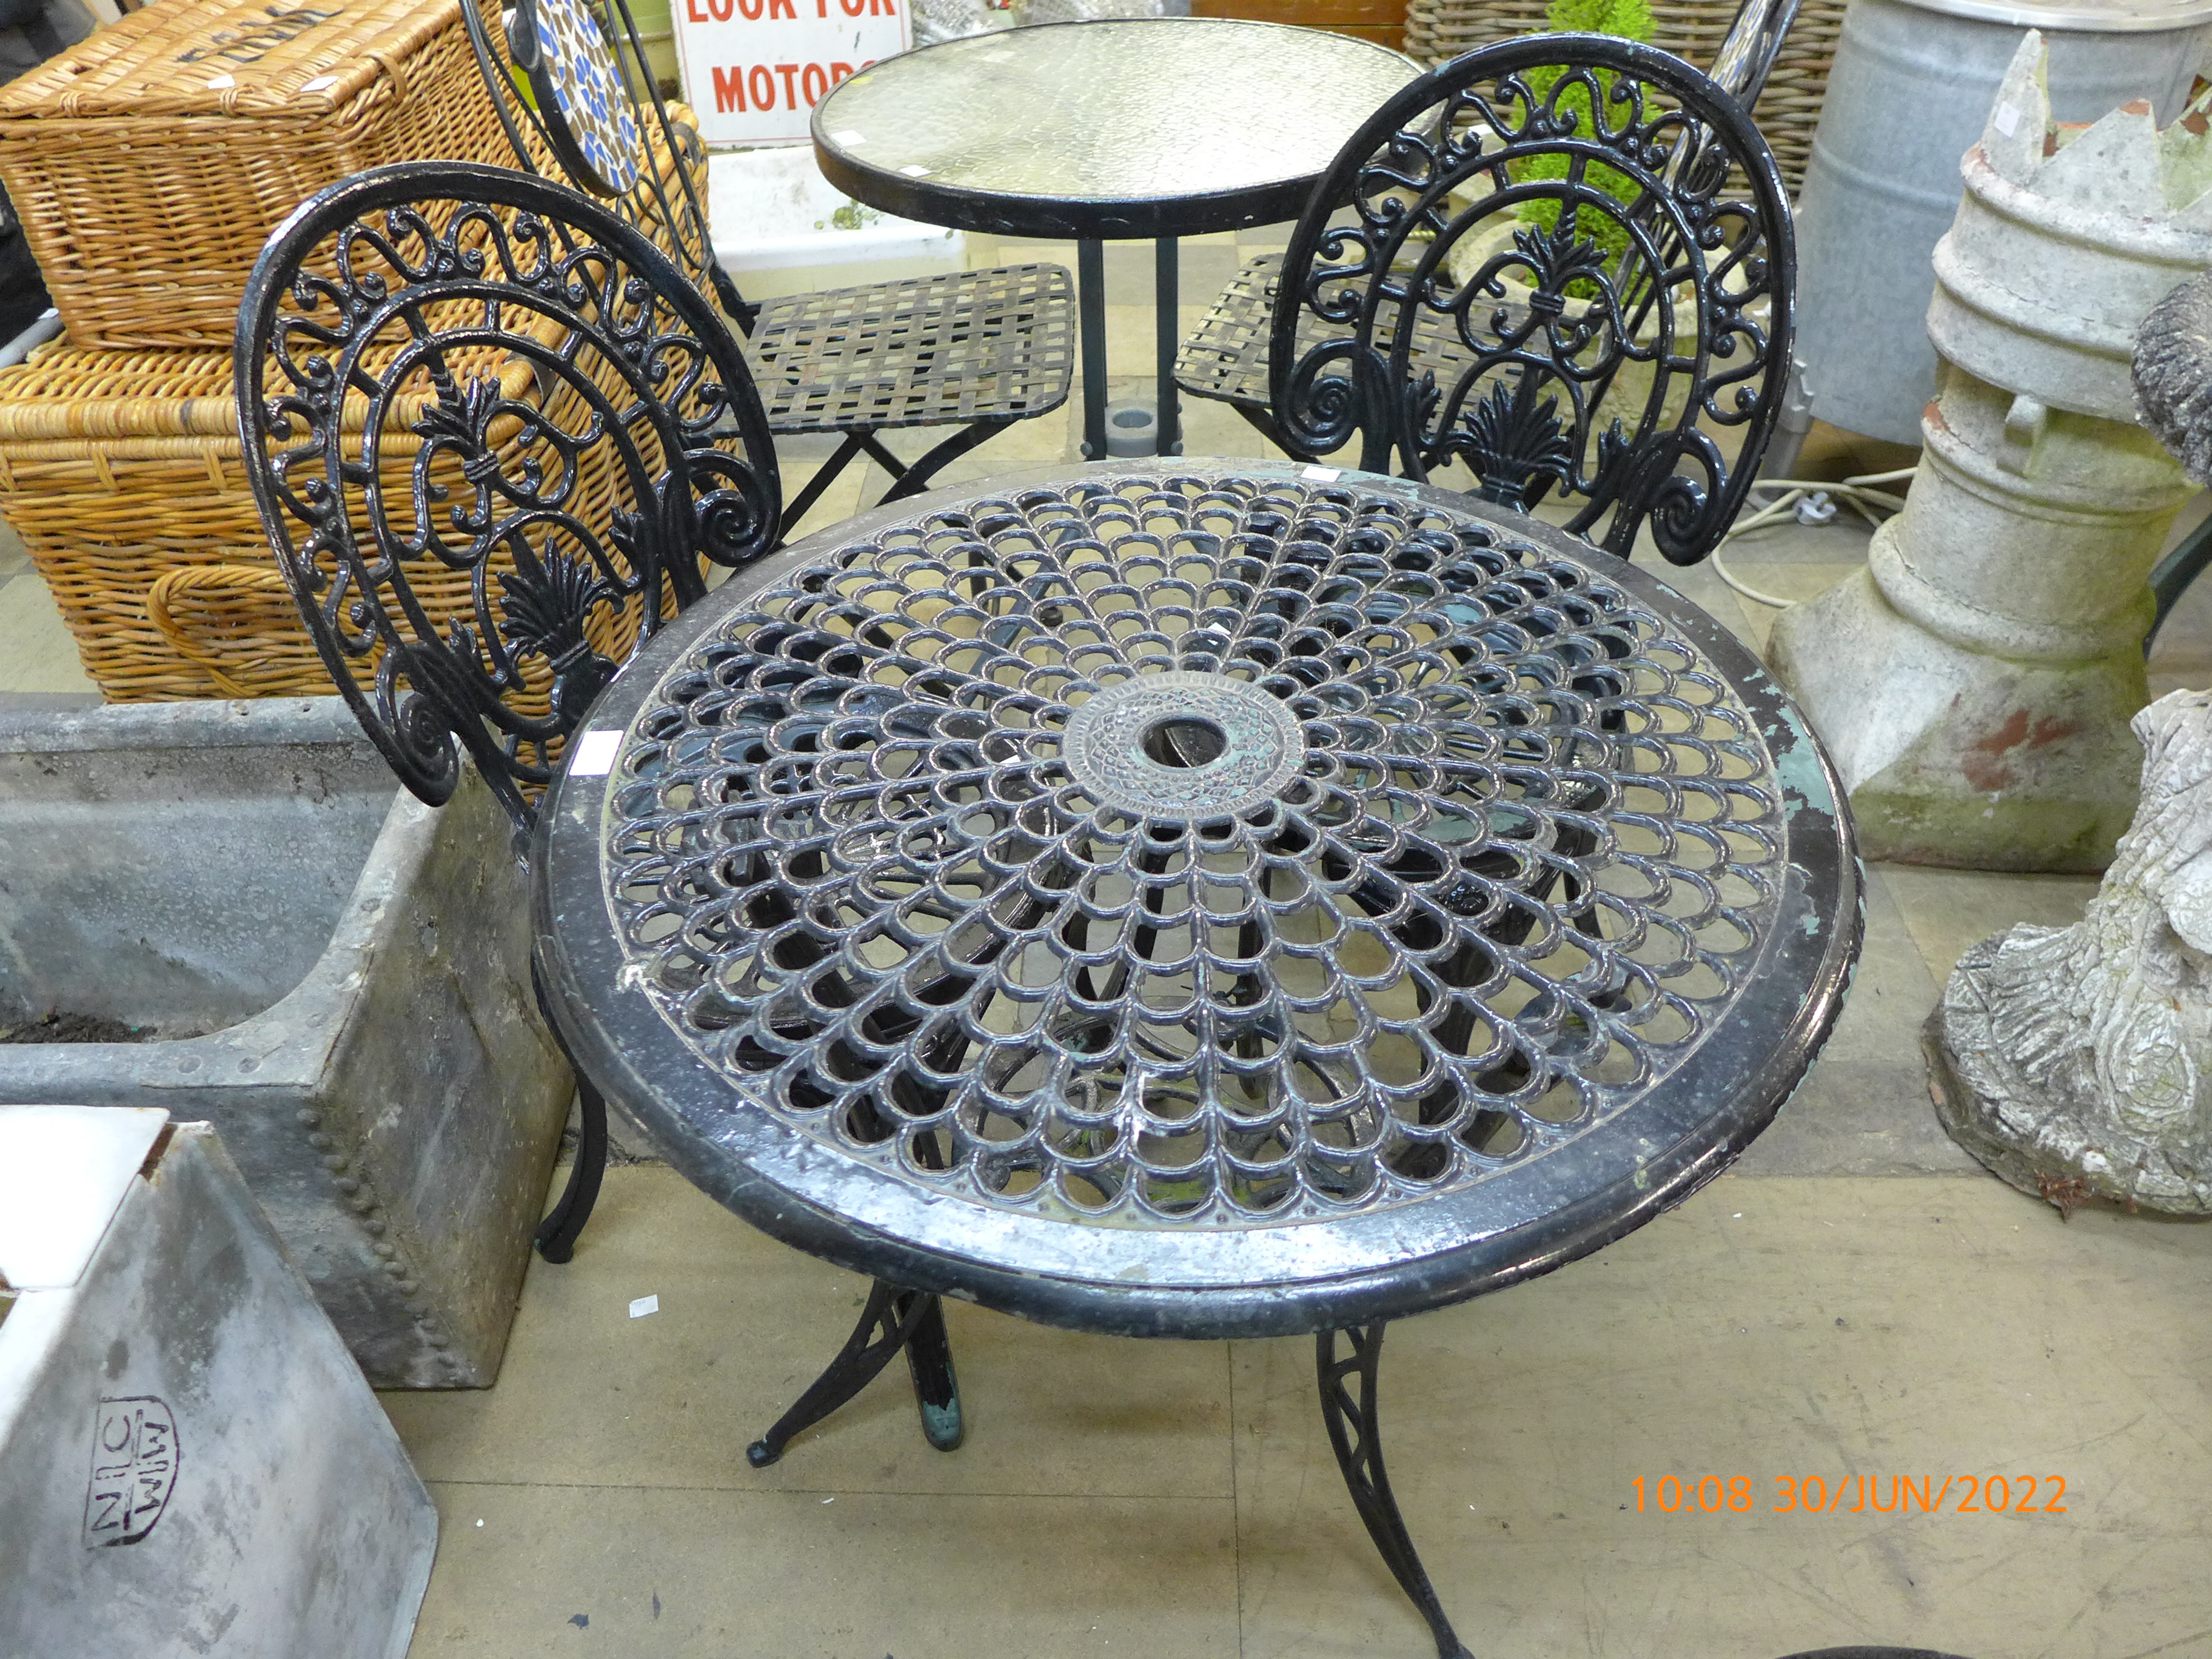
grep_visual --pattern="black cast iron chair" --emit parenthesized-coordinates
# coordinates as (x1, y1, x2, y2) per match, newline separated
(1173, 33, 1795, 567)
(235, 159, 964, 1406)
(229, 155, 984, 1435)
(228, 163, 779, 1275)
(460, 0, 1076, 540)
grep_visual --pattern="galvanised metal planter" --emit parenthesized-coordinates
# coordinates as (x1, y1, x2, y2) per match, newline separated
(0, 1107, 437, 1659)
(0, 697, 571, 1387)
(1792, 0, 2212, 446)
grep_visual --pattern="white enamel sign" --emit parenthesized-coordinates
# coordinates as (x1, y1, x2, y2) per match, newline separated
(672, 0, 911, 146)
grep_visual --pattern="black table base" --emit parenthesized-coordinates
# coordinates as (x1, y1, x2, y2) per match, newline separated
(1073, 235, 1184, 462)
(746, 1281, 964, 1468)
(752, 1307, 1473, 1656)
(1319, 1323, 1473, 1659)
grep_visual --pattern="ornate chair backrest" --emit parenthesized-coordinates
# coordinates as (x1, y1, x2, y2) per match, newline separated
(235, 161, 780, 845)
(458, 0, 753, 329)
(1269, 36, 1795, 566)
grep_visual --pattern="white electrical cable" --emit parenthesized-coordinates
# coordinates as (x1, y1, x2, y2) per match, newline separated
(1708, 468, 1915, 608)
(0, 309, 61, 370)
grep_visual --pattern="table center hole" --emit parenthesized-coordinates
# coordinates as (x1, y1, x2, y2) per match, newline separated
(1141, 716, 1228, 768)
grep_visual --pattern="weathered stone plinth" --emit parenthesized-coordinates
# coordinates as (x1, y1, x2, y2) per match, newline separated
(1769, 33, 2212, 871)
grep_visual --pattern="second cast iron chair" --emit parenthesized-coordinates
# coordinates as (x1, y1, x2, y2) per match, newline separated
(230, 164, 962, 1449)
(1174, 32, 1797, 568)
(460, 0, 1076, 540)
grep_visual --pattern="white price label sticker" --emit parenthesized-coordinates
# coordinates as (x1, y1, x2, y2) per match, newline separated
(628, 1295, 659, 1319)
(1302, 465, 1342, 482)
(830, 128, 866, 145)
(899, 164, 930, 178)
(301, 73, 338, 92)
(1993, 103, 2020, 137)
(569, 729, 623, 777)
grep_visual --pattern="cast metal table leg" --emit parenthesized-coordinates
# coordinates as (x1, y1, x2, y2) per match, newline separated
(1317, 1324, 1472, 1659)
(748, 1281, 964, 1466)
(1156, 236, 1181, 456)
(1078, 236, 1108, 461)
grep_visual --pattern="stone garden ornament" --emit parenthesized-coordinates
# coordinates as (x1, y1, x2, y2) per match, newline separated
(1928, 688, 2212, 1213)
(1925, 261, 2212, 1215)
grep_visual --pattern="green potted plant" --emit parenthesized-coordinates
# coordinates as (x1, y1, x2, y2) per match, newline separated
(1429, 0, 1758, 438)
(1444, 0, 1667, 307)
(1506, 0, 1656, 273)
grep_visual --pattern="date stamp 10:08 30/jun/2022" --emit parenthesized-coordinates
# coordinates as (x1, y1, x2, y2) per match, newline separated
(1629, 1475, 2068, 1515)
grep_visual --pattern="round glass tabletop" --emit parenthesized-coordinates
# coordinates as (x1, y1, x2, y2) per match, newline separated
(535, 463, 1860, 1339)
(809, 19, 1423, 239)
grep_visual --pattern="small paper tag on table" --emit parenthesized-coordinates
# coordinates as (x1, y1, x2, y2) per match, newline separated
(570, 729, 623, 777)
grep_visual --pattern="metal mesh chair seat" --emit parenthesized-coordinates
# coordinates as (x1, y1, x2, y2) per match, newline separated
(751, 263, 1074, 436)
(457, 0, 1077, 542)
(1175, 250, 1478, 417)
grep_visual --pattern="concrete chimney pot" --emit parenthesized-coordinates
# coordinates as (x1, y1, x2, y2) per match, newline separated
(1768, 30, 2212, 870)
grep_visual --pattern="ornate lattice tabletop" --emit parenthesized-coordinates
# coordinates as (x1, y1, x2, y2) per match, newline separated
(534, 461, 1859, 1655)
(540, 459, 1856, 1327)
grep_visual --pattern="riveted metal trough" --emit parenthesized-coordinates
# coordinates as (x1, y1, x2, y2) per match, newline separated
(0, 697, 571, 1387)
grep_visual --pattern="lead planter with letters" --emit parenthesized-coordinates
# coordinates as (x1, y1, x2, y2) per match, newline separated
(0, 1107, 437, 1658)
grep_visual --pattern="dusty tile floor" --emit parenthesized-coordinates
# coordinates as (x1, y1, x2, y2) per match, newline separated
(4, 244, 2210, 1659)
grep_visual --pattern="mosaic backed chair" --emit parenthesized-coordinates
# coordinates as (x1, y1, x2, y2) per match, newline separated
(232, 161, 784, 1264)
(1174, 34, 1795, 566)
(461, 0, 1076, 538)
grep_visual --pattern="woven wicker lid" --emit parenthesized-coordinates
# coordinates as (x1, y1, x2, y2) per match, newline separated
(1890, 0, 2212, 29)
(0, 0, 461, 122)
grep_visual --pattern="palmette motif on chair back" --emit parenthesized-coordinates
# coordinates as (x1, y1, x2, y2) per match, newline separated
(235, 162, 780, 840)
(1270, 35, 1795, 566)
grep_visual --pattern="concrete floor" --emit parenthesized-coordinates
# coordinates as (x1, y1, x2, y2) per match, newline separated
(5, 229, 2211, 1659)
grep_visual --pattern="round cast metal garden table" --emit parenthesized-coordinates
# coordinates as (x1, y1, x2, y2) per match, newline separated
(533, 460, 1862, 1657)
(809, 21, 1419, 462)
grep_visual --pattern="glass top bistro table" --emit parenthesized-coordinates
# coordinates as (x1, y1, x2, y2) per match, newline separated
(809, 20, 1418, 465)
(533, 461, 1862, 1658)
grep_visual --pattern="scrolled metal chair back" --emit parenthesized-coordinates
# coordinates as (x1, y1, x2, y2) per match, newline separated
(1269, 35, 1795, 565)
(458, 0, 751, 327)
(235, 161, 780, 842)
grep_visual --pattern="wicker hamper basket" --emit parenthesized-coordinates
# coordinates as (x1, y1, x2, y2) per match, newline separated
(0, 338, 648, 702)
(1399, 0, 1846, 192)
(0, 0, 520, 350)
(0, 104, 717, 703)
